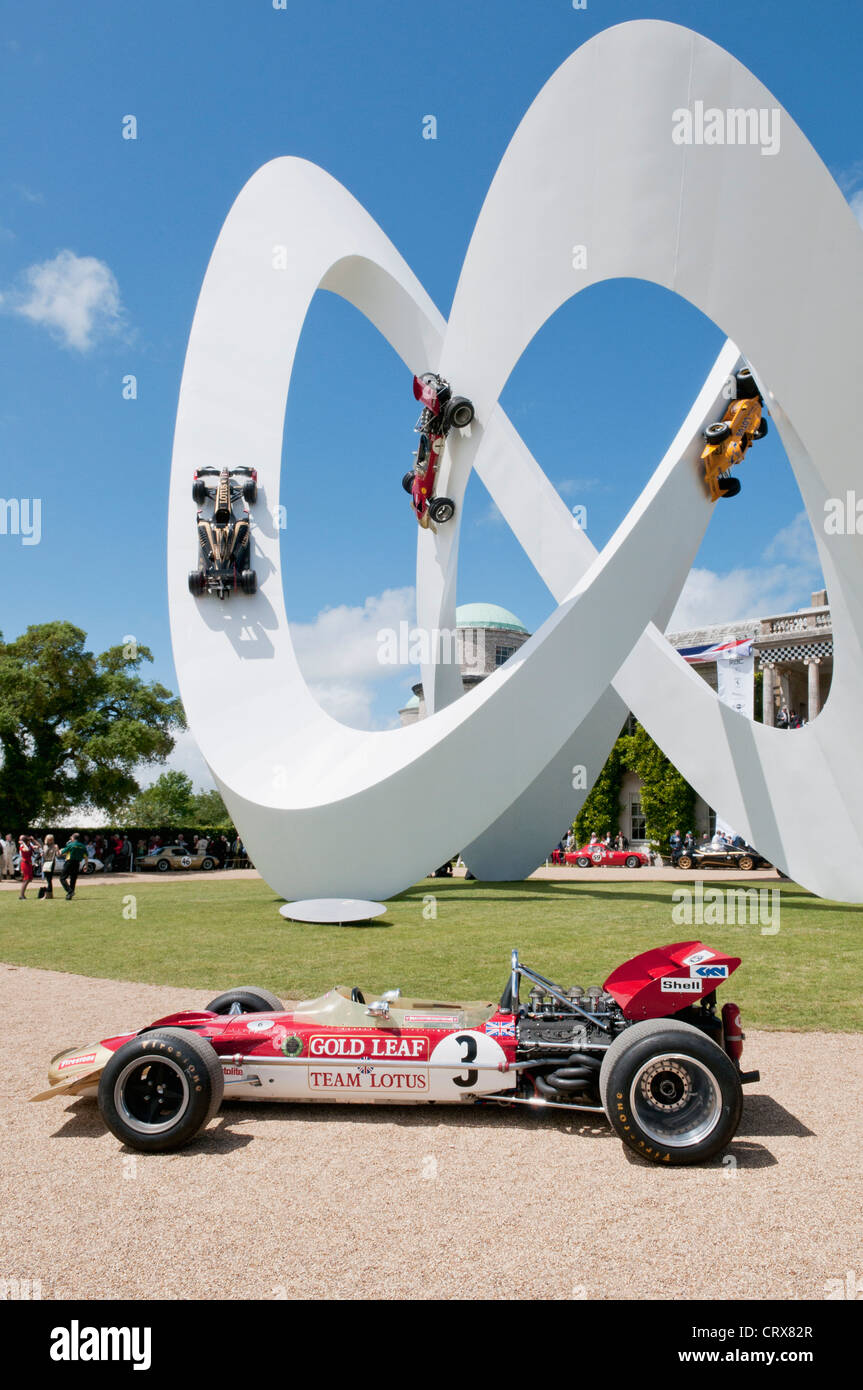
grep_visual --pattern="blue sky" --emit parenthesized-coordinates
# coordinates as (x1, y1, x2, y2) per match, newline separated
(1, 0, 859, 787)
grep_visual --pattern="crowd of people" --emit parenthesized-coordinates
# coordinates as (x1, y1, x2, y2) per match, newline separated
(776, 705, 805, 729)
(556, 829, 632, 854)
(1, 829, 249, 899)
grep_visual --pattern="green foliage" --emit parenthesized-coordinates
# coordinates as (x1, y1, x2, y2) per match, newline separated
(119, 773, 232, 829)
(0, 622, 185, 827)
(573, 741, 623, 845)
(618, 722, 696, 854)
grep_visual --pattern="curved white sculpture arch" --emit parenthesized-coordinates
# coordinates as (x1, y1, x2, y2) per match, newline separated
(170, 21, 863, 902)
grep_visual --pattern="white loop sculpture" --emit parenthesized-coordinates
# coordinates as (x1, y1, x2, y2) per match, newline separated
(169, 21, 863, 903)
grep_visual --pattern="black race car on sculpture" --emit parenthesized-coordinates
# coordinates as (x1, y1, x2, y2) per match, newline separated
(189, 466, 258, 599)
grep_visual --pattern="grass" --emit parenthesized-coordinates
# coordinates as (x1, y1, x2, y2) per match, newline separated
(0, 876, 860, 1032)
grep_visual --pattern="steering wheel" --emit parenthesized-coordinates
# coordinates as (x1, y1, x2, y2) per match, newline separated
(350, 987, 365, 1004)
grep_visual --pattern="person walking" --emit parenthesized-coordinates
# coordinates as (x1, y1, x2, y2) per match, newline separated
(17, 835, 38, 899)
(58, 832, 88, 900)
(37, 834, 58, 899)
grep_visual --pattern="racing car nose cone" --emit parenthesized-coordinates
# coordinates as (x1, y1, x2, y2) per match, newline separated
(279, 898, 387, 925)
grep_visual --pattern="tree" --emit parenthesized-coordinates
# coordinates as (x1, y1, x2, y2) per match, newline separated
(0, 622, 185, 827)
(118, 776, 233, 829)
(573, 739, 623, 845)
(618, 721, 696, 854)
(119, 771, 195, 827)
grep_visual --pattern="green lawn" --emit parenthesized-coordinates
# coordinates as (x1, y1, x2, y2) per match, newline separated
(0, 876, 860, 1031)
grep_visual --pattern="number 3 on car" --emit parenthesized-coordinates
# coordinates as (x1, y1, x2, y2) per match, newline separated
(428, 1030, 508, 1098)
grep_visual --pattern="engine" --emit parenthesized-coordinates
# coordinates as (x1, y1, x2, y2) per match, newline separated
(515, 981, 627, 1106)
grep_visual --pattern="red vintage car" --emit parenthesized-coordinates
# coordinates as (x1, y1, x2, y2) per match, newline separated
(402, 372, 474, 527)
(31, 942, 758, 1165)
(552, 843, 650, 869)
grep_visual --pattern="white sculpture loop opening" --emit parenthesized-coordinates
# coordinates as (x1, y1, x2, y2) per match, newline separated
(170, 21, 863, 902)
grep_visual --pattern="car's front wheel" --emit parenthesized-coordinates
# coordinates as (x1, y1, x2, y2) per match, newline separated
(735, 367, 760, 400)
(738, 854, 755, 871)
(201, 857, 216, 871)
(188, 570, 206, 596)
(402, 471, 415, 494)
(703, 420, 731, 443)
(206, 987, 284, 1014)
(98, 1027, 224, 1153)
(442, 396, 475, 432)
(718, 476, 742, 497)
(242, 481, 257, 505)
(429, 497, 456, 524)
(599, 1019, 743, 1165)
(576, 856, 591, 868)
(676, 854, 693, 870)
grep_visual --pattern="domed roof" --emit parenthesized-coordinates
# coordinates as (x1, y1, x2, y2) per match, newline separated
(456, 603, 528, 635)
(400, 692, 420, 708)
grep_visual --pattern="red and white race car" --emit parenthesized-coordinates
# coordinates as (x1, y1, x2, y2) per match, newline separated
(31, 942, 757, 1165)
(402, 372, 474, 527)
(552, 843, 651, 869)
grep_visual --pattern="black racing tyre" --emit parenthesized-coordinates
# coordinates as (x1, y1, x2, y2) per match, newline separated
(188, 570, 206, 596)
(402, 471, 416, 494)
(735, 367, 760, 399)
(703, 421, 731, 443)
(192, 480, 207, 505)
(575, 856, 591, 868)
(752, 417, 768, 440)
(428, 496, 456, 524)
(98, 1027, 224, 1153)
(240, 569, 257, 595)
(201, 857, 216, 871)
(624, 855, 640, 868)
(242, 480, 258, 505)
(718, 476, 742, 498)
(599, 1018, 742, 1165)
(442, 396, 475, 432)
(205, 986, 284, 1014)
(676, 854, 693, 870)
(156, 858, 172, 873)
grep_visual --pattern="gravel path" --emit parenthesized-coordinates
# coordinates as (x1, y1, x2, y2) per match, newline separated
(1, 962, 860, 1301)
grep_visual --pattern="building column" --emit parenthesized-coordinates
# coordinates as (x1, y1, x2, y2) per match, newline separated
(779, 666, 792, 710)
(806, 657, 821, 721)
(762, 663, 776, 726)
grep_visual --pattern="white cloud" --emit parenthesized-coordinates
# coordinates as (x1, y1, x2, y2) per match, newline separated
(138, 727, 216, 791)
(3, 249, 124, 351)
(667, 511, 823, 631)
(848, 189, 863, 228)
(289, 586, 417, 727)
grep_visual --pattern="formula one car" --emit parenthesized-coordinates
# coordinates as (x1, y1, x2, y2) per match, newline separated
(188, 466, 258, 599)
(675, 844, 769, 872)
(701, 367, 768, 502)
(402, 372, 474, 528)
(552, 843, 650, 869)
(31, 941, 758, 1165)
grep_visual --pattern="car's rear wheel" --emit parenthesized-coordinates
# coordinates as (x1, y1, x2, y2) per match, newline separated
(201, 857, 216, 871)
(402, 471, 415, 494)
(242, 481, 257, 505)
(192, 480, 207, 505)
(240, 569, 257, 595)
(624, 855, 640, 868)
(676, 854, 693, 870)
(703, 421, 731, 443)
(738, 854, 755, 871)
(599, 1019, 742, 1165)
(718, 476, 742, 497)
(429, 497, 456, 524)
(98, 1027, 224, 1153)
(442, 396, 475, 432)
(735, 367, 760, 399)
(188, 570, 206, 596)
(576, 856, 591, 868)
(156, 858, 171, 873)
(205, 987, 284, 1014)
(752, 417, 768, 440)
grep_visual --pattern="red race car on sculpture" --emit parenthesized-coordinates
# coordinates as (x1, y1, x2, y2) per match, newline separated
(402, 372, 474, 527)
(552, 843, 651, 869)
(31, 942, 757, 1165)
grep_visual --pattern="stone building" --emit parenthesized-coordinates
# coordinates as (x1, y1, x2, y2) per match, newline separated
(399, 591, 833, 848)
